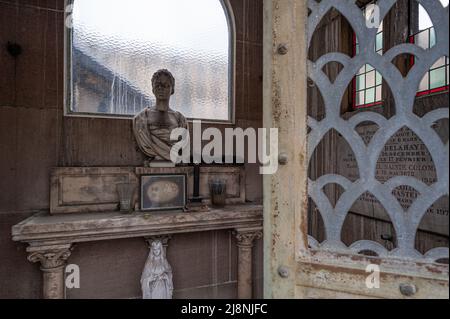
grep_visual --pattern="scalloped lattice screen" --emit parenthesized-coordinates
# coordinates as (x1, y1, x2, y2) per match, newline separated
(307, 0, 449, 262)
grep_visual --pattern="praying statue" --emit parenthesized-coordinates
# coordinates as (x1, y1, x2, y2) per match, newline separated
(141, 240, 173, 299)
(133, 69, 189, 165)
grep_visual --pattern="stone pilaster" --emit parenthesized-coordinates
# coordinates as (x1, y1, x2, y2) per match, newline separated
(233, 228, 262, 299)
(27, 244, 73, 299)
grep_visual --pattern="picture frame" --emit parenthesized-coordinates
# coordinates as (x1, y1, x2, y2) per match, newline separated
(140, 174, 187, 212)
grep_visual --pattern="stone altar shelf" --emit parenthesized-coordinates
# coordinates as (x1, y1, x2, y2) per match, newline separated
(12, 205, 263, 299)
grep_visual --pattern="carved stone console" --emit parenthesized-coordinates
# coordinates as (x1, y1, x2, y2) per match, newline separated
(12, 205, 262, 299)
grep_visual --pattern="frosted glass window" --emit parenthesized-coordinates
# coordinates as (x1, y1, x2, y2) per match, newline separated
(67, 0, 233, 121)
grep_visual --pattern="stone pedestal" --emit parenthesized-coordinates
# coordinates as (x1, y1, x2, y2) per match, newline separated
(234, 228, 262, 299)
(27, 244, 72, 299)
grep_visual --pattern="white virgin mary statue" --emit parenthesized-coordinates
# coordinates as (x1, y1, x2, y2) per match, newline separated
(141, 240, 174, 299)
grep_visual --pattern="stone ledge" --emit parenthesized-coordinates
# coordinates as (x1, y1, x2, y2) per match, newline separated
(12, 205, 263, 246)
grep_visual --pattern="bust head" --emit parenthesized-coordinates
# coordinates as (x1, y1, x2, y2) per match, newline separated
(152, 69, 175, 100)
(133, 69, 188, 163)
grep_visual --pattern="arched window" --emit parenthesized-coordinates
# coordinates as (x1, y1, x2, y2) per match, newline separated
(353, 2, 384, 109)
(66, 0, 234, 122)
(410, 0, 449, 96)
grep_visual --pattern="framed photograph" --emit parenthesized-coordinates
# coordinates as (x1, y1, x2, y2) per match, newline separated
(140, 174, 187, 211)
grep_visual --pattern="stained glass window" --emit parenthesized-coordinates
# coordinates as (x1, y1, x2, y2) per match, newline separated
(353, 3, 384, 108)
(411, 1, 449, 96)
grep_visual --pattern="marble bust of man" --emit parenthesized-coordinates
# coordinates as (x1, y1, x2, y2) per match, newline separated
(133, 69, 188, 165)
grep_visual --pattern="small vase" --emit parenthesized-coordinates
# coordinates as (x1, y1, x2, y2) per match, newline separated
(117, 183, 136, 213)
(209, 180, 227, 208)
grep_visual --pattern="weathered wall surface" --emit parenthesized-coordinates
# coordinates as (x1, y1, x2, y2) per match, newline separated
(0, 0, 263, 298)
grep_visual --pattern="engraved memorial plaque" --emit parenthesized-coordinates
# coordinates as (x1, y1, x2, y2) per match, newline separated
(337, 123, 449, 236)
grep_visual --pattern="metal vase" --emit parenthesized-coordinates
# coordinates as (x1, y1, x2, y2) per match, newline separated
(117, 183, 136, 213)
(209, 179, 227, 207)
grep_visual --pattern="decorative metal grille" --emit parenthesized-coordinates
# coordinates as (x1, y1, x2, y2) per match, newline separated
(307, 0, 449, 261)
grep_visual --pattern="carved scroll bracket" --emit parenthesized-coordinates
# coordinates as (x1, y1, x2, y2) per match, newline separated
(234, 228, 263, 248)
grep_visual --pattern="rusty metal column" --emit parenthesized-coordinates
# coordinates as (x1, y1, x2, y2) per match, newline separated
(263, 0, 308, 298)
(234, 228, 262, 299)
(27, 244, 72, 299)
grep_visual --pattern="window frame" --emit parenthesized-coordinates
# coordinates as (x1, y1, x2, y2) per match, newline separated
(351, 3, 384, 110)
(409, 26, 449, 97)
(63, 0, 236, 124)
